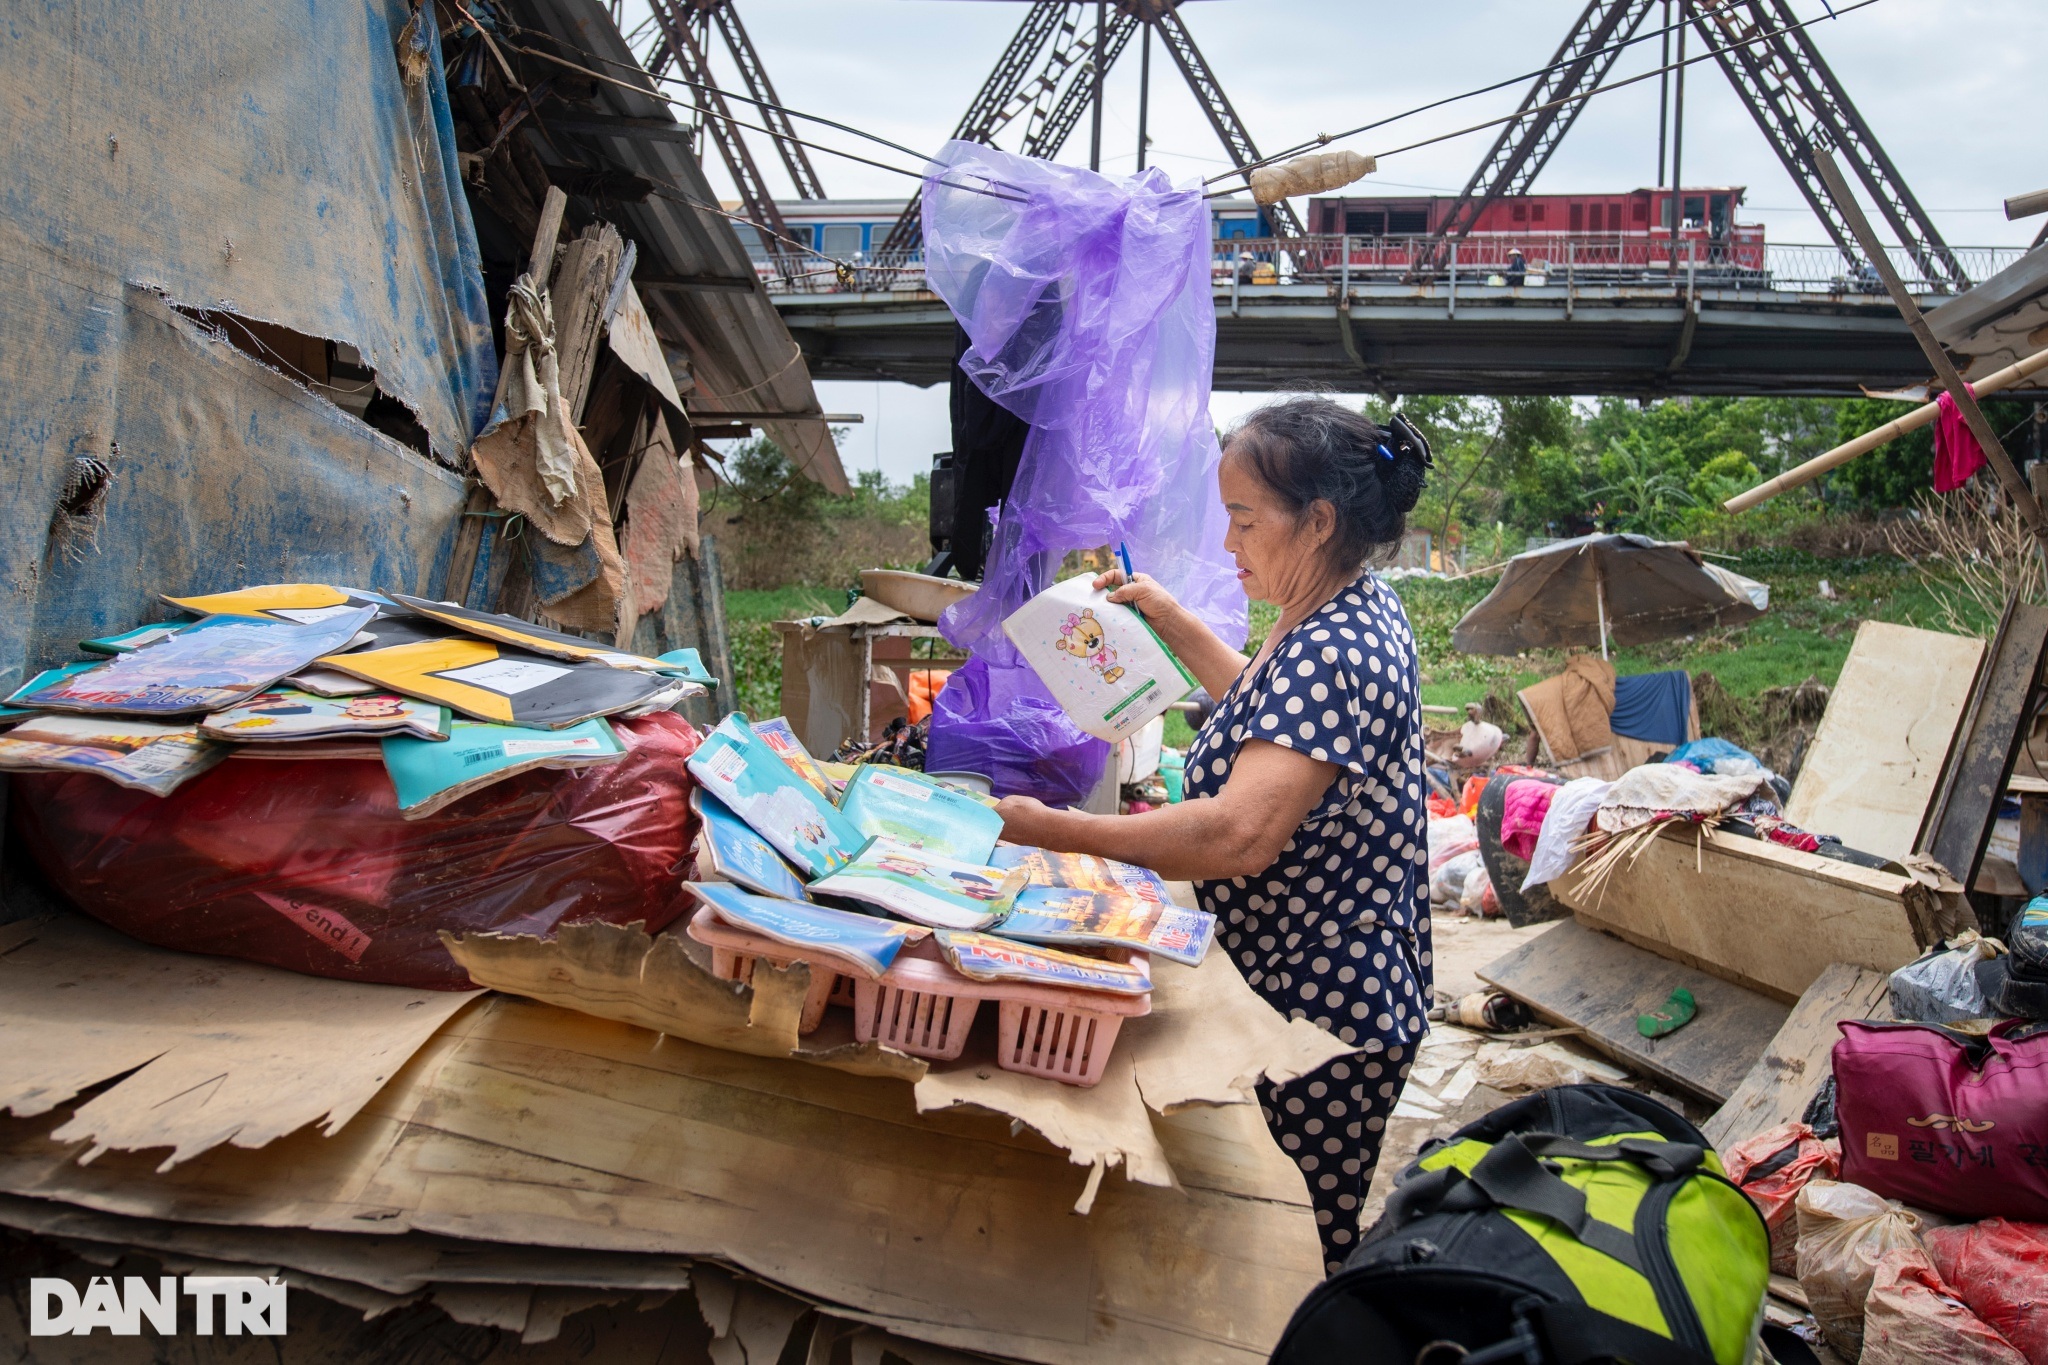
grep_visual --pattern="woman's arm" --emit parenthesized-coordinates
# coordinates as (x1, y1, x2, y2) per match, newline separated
(996, 739, 1338, 882)
(1094, 570, 1247, 703)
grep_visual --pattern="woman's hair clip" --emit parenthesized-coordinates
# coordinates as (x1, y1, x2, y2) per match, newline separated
(1376, 443, 1395, 462)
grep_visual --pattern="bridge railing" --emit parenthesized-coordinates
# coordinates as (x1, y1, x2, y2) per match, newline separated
(759, 239, 2026, 297)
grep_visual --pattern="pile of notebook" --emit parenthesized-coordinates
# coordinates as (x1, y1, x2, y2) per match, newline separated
(0, 583, 716, 815)
(685, 712, 1215, 1015)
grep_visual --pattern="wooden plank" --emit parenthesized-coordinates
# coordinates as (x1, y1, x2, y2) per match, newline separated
(1702, 964, 1892, 1152)
(1478, 920, 1791, 1104)
(1553, 824, 1924, 1002)
(1923, 600, 2048, 886)
(1783, 620, 1984, 859)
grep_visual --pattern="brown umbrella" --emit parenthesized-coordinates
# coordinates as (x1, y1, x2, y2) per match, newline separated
(1450, 534, 1767, 657)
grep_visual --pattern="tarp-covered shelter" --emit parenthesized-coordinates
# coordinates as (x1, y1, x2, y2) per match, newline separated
(0, 0, 835, 698)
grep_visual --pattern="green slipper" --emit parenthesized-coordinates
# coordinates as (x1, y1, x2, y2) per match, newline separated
(1637, 988, 1697, 1039)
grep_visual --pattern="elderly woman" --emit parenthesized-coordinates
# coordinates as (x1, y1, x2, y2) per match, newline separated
(996, 396, 1433, 1273)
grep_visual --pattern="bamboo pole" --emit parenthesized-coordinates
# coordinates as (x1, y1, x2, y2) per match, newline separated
(1723, 344, 2048, 513)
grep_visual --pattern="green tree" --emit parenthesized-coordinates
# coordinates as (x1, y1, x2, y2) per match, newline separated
(1388, 395, 1576, 563)
(1688, 450, 1762, 508)
(1595, 436, 1696, 535)
(1500, 440, 1596, 533)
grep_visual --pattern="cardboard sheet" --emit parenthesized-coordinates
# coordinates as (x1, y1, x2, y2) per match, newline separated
(446, 918, 1353, 1201)
(0, 912, 479, 1168)
(0, 992, 1323, 1364)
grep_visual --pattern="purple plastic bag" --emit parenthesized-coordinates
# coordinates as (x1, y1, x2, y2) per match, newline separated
(920, 142, 1244, 801)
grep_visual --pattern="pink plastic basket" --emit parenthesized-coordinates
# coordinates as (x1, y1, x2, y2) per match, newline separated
(851, 945, 1150, 1085)
(686, 912, 846, 1035)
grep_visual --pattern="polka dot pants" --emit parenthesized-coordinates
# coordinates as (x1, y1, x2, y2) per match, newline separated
(1258, 1041, 1414, 1275)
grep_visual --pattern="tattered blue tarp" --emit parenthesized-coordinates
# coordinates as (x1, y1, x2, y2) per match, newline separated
(0, 0, 497, 681)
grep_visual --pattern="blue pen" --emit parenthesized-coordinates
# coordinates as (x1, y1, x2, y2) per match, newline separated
(1116, 542, 1135, 579)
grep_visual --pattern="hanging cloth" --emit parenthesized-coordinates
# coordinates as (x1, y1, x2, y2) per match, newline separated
(1932, 385, 1987, 493)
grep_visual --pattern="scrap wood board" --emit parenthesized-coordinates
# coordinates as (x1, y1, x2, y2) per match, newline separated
(1478, 920, 1791, 1104)
(1553, 823, 1924, 1003)
(1782, 620, 1983, 859)
(1702, 964, 1892, 1152)
(1922, 600, 2048, 887)
(0, 991, 1323, 1365)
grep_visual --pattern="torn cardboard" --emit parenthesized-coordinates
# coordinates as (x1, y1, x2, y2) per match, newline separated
(0, 911, 479, 1169)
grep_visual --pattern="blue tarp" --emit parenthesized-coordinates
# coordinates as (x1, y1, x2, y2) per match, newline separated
(0, 0, 496, 682)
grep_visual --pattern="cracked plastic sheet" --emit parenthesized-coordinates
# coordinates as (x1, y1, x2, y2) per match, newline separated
(920, 144, 1245, 802)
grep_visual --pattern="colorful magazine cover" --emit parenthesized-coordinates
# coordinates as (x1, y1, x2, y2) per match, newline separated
(837, 765, 1004, 864)
(162, 583, 399, 623)
(686, 715, 863, 878)
(692, 788, 811, 902)
(993, 886, 1214, 967)
(808, 837, 1024, 931)
(320, 635, 669, 729)
(7, 608, 376, 716)
(80, 622, 186, 655)
(988, 846, 1172, 904)
(0, 715, 226, 795)
(382, 717, 625, 818)
(933, 931, 1152, 997)
(750, 716, 834, 800)
(203, 690, 450, 743)
(686, 882, 917, 979)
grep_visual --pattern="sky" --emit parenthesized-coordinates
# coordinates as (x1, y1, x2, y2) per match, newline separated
(636, 0, 2048, 484)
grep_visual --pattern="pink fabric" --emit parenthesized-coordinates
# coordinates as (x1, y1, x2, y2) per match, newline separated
(1934, 386, 1987, 493)
(1500, 779, 1557, 861)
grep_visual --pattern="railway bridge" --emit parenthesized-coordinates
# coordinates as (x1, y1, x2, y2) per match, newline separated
(770, 237, 2034, 397)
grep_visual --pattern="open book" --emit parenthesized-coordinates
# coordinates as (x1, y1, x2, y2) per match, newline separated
(808, 837, 1025, 931)
(933, 931, 1152, 996)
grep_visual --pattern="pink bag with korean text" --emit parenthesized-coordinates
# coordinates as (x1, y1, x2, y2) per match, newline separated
(1832, 1019, 2048, 1222)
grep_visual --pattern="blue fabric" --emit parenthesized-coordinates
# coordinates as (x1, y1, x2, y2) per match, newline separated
(1664, 737, 1757, 772)
(1611, 670, 1693, 746)
(1184, 574, 1431, 1271)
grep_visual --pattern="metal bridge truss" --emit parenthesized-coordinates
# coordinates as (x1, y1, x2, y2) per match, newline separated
(638, 0, 826, 264)
(879, 0, 1302, 256)
(1425, 0, 1969, 290)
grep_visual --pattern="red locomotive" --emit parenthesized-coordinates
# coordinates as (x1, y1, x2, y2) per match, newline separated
(1301, 187, 1763, 277)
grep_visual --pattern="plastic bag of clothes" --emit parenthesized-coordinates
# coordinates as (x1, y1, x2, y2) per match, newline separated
(1519, 776, 1610, 891)
(1458, 862, 1498, 916)
(1924, 1219, 2048, 1365)
(12, 713, 702, 991)
(1889, 936, 2001, 1024)
(1859, 1248, 2028, 1365)
(1795, 1179, 1926, 1361)
(1724, 1120, 1840, 1275)
(1431, 849, 1486, 908)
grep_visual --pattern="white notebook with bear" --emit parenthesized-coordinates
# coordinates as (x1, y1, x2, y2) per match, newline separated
(1003, 574, 1195, 742)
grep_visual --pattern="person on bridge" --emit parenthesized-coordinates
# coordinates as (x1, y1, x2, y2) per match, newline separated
(995, 397, 1435, 1274)
(1505, 247, 1527, 286)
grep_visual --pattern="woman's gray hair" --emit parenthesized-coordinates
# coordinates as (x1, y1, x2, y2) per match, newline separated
(1224, 397, 1428, 569)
